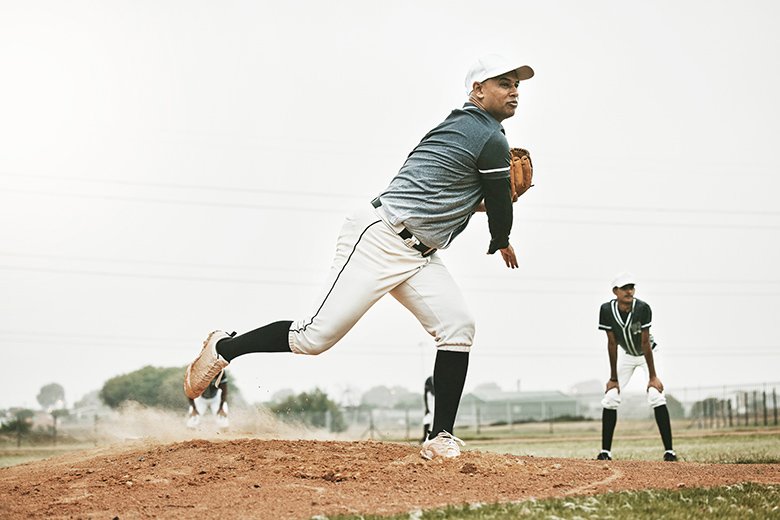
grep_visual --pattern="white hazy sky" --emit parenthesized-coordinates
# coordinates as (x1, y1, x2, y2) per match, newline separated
(1, 0, 779, 411)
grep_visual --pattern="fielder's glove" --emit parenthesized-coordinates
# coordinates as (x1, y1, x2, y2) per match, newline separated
(509, 147, 534, 202)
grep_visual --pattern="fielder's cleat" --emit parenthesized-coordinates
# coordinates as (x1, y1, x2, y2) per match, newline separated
(183, 330, 233, 400)
(420, 431, 465, 460)
(663, 450, 678, 462)
(596, 450, 612, 461)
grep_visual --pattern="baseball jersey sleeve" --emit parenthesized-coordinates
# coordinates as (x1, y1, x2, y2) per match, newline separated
(477, 131, 513, 254)
(598, 302, 613, 331)
(638, 301, 652, 329)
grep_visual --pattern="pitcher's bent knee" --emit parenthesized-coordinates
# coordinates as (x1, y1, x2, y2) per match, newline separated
(647, 387, 667, 408)
(436, 316, 475, 353)
(601, 388, 621, 410)
(288, 325, 339, 355)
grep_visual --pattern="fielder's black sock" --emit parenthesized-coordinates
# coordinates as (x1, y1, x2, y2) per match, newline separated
(601, 408, 617, 451)
(216, 320, 293, 361)
(429, 350, 469, 438)
(654, 404, 674, 451)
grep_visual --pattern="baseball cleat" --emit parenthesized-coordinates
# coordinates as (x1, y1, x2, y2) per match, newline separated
(183, 330, 233, 400)
(663, 450, 678, 462)
(596, 450, 612, 461)
(420, 431, 465, 460)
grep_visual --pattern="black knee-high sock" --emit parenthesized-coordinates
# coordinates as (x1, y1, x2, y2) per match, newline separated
(216, 320, 293, 362)
(429, 350, 469, 439)
(601, 408, 617, 451)
(654, 405, 674, 451)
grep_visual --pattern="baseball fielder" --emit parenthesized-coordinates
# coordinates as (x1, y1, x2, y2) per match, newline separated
(186, 371, 229, 429)
(421, 375, 435, 443)
(596, 273, 676, 461)
(185, 54, 535, 460)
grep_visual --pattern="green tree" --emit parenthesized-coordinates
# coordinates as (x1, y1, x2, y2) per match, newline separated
(270, 388, 346, 432)
(36, 383, 65, 410)
(0, 409, 34, 434)
(100, 366, 242, 410)
(1, 409, 34, 447)
(100, 366, 190, 410)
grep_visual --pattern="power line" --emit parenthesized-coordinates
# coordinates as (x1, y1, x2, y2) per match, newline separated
(3, 264, 780, 296)
(0, 187, 347, 214)
(3, 171, 779, 218)
(4, 186, 780, 230)
(0, 171, 364, 200)
(1, 331, 778, 353)
(1, 334, 776, 358)
(3, 251, 780, 286)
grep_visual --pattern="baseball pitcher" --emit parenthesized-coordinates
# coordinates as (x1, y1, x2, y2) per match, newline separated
(185, 54, 536, 460)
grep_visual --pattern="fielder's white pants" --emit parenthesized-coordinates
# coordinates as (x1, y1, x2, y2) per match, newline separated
(289, 203, 475, 355)
(601, 349, 667, 409)
(187, 390, 229, 428)
(193, 391, 226, 415)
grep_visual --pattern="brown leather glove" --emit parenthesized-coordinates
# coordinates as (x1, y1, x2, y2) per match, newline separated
(509, 147, 534, 202)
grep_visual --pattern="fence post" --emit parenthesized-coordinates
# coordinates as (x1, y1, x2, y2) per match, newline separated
(763, 391, 768, 427)
(476, 405, 481, 435)
(744, 392, 749, 426)
(753, 391, 759, 427)
(711, 399, 716, 429)
(774, 388, 778, 426)
(727, 398, 733, 428)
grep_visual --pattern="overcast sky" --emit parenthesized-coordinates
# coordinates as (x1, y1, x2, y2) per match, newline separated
(1, 0, 779, 411)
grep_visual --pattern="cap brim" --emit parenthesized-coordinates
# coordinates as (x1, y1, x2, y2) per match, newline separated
(488, 65, 535, 82)
(516, 65, 534, 81)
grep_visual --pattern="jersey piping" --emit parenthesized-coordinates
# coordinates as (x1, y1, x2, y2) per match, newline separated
(290, 220, 382, 334)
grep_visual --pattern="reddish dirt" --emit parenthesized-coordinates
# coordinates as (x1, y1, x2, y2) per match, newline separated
(1, 439, 779, 519)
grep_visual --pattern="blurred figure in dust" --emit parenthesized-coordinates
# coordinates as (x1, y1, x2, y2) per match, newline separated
(421, 375, 435, 443)
(187, 371, 229, 429)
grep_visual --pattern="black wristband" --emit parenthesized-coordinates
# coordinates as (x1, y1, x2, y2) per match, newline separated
(609, 378, 618, 382)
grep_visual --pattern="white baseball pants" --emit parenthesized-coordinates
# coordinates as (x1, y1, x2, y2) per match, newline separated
(601, 349, 667, 409)
(288, 203, 475, 355)
(193, 391, 227, 415)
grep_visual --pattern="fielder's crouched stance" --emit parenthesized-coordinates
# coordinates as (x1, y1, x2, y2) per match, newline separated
(186, 372, 229, 430)
(184, 54, 535, 460)
(596, 273, 677, 462)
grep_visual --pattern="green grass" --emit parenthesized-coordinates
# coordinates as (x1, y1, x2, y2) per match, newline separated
(456, 421, 780, 464)
(0, 448, 67, 468)
(329, 483, 780, 519)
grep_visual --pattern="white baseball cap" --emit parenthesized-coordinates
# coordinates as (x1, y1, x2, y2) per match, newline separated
(611, 272, 637, 289)
(464, 54, 535, 94)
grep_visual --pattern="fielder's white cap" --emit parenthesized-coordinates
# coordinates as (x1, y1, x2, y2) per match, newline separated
(465, 54, 535, 94)
(611, 272, 637, 289)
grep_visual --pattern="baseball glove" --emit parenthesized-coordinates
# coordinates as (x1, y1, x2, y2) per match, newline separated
(509, 147, 534, 202)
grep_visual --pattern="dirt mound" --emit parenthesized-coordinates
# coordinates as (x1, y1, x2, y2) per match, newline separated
(1, 438, 778, 519)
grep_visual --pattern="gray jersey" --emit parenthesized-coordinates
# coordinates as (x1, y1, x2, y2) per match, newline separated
(378, 103, 511, 249)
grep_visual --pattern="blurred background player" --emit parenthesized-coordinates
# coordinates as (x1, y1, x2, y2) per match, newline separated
(186, 371, 229, 430)
(596, 273, 676, 461)
(421, 375, 435, 443)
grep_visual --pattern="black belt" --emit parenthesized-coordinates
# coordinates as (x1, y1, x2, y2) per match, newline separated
(371, 197, 436, 257)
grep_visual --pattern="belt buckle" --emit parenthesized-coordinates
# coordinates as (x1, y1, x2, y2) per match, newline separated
(402, 235, 420, 249)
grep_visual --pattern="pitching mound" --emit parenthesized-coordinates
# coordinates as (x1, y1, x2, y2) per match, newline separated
(2, 438, 779, 519)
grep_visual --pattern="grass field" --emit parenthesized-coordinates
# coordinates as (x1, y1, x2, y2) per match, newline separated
(331, 483, 780, 519)
(462, 421, 780, 464)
